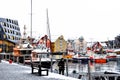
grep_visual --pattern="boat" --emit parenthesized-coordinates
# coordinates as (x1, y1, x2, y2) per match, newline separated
(72, 53, 91, 64)
(114, 48, 120, 54)
(90, 42, 108, 63)
(93, 71, 120, 80)
(29, 47, 56, 69)
(106, 52, 117, 61)
(94, 58, 107, 63)
(25, 9, 56, 69)
(94, 54, 107, 63)
(13, 42, 33, 63)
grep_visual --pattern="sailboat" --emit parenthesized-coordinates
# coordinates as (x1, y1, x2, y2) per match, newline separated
(29, 9, 55, 69)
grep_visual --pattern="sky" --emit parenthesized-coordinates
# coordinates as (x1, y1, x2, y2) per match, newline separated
(0, 0, 120, 42)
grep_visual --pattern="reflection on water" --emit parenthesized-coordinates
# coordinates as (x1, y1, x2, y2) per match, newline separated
(117, 58, 120, 72)
(68, 58, 120, 74)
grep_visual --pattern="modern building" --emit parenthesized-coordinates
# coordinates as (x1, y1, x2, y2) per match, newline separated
(0, 18, 21, 52)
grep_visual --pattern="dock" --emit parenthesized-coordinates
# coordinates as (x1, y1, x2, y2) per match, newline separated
(0, 60, 80, 80)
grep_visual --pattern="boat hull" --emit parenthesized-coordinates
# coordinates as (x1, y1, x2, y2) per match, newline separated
(72, 57, 93, 64)
(94, 58, 107, 63)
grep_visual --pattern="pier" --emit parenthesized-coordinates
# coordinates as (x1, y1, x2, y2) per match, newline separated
(0, 60, 79, 80)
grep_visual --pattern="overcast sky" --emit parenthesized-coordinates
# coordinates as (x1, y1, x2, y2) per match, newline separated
(0, 0, 120, 41)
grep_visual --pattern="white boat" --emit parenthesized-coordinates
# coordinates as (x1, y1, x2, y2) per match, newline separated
(114, 48, 120, 54)
(26, 47, 56, 69)
(106, 52, 117, 61)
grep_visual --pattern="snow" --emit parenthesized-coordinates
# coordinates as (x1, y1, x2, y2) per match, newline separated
(1, 60, 80, 80)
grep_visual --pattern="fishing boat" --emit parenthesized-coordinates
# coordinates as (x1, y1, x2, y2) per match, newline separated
(29, 47, 55, 69)
(106, 52, 117, 61)
(72, 53, 90, 64)
(94, 54, 107, 63)
(114, 48, 120, 54)
(13, 42, 33, 63)
(93, 71, 120, 80)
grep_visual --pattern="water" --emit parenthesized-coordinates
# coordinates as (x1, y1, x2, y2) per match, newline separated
(53, 58, 120, 79)
(67, 59, 120, 74)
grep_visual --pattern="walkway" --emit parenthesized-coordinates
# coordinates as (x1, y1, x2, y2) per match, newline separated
(0, 60, 80, 80)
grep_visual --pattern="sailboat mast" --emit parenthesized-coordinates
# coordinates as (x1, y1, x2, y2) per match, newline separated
(30, 0, 33, 41)
(46, 9, 53, 72)
(46, 8, 51, 41)
(46, 8, 52, 52)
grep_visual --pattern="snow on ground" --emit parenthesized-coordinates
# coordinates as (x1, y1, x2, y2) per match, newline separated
(0, 60, 80, 80)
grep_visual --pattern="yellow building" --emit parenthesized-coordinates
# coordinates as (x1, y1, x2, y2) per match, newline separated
(52, 35, 67, 52)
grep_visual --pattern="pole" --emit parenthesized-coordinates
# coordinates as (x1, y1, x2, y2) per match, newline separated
(79, 60, 81, 73)
(50, 54, 53, 72)
(88, 59, 91, 80)
(46, 8, 53, 72)
(66, 58, 68, 76)
(30, 0, 32, 43)
(46, 8, 51, 41)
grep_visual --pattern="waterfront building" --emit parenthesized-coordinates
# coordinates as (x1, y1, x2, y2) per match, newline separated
(53, 35, 67, 52)
(74, 37, 87, 54)
(37, 35, 67, 53)
(0, 18, 21, 52)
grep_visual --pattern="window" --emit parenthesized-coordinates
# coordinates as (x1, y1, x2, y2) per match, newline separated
(4, 22, 6, 26)
(15, 26, 16, 30)
(8, 29, 10, 33)
(13, 31, 14, 34)
(10, 25, 12, 28)
(4, 34, 6, 39)
(10, 30, 12, 34)
(4, 28, 7, 32)
(9, 19, 11, 23)
(7, 23, 9, 27)
(13, 25, 14, 29)
(12, 36, 14, 40)
(0, 27, 2, 31)
(8, 35, 10, 39)
(12, 20, 14, 24)
(0, 22, 3, 26)
(6, 19, 9, 22)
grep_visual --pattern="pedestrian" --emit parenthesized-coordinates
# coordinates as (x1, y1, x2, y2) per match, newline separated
(58, 58, 65, 75)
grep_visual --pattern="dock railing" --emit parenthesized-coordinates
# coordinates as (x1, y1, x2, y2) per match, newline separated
(91, 74, 120, 80)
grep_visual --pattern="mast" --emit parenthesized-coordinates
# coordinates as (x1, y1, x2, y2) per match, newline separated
(46, 8, 53, 72)
(30, 0, 33, 43)
(46, 8, 51, 52)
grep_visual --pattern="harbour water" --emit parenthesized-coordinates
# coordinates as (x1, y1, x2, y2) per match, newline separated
(53, 57, 120, 79)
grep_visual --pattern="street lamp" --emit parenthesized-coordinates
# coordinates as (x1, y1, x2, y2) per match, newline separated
(79, 36, 84, 54)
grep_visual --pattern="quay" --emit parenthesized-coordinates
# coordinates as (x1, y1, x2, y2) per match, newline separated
(0, 53, 120, 80)
(0, 60, 79, 80)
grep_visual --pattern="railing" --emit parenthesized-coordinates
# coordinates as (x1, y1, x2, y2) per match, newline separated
(91, 74, 120, 80)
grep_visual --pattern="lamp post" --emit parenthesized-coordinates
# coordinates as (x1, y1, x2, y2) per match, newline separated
(79, 36, 84, 54)
(78, 36, 84, 74)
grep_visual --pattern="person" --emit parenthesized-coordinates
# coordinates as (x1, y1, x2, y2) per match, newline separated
(58, 58, 65, 75)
